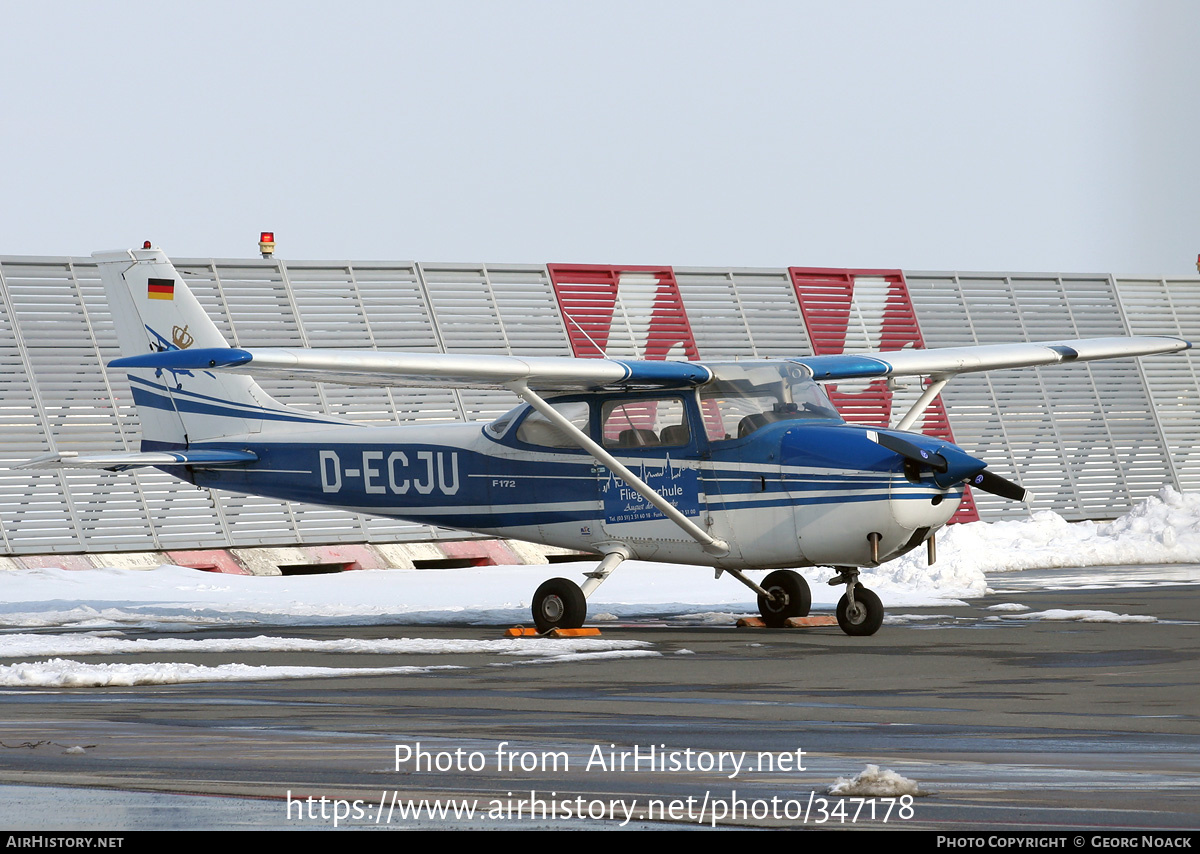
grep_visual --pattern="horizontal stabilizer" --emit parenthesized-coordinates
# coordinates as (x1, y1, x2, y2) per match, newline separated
(110, 348, 714, 391)
(14, 449, 258, 472)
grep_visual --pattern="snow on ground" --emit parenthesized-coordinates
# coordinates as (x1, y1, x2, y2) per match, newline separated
(0, 644, 663, 688)
(0, 634, 655, 658)
(4, 488, 1195, 632)
(986, 609, 1157, 624)
(0, 488, 1196, 687)
(0, 633, 661, 688)
(0, 659, 469, 688)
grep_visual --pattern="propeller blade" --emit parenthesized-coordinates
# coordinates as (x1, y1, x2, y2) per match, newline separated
(969, 469, 1032, 503)
(872, 431, 948, 473)
(872, 430, 1031, 502)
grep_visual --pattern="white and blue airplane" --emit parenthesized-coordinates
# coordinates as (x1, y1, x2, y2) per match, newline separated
(23, 247, 1192, 635)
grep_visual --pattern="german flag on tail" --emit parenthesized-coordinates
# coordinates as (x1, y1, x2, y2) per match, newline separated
(147, 277, 175, 300)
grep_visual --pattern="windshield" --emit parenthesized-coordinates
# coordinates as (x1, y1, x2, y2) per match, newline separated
(485, 403, 526, 439)
(699, 362, 841, 440)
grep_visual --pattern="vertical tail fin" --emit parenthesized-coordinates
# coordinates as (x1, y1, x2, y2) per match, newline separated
(95, 247, 321, 445)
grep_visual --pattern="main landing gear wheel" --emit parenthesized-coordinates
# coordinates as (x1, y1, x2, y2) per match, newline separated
(836, 587, 884, 636)
(757, 570, 812, 627)
(532, 577, 587, 633)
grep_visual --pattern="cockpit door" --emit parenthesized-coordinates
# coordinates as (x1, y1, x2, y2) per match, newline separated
(697, 362, 846, 566)
(595, 395, 707, 551)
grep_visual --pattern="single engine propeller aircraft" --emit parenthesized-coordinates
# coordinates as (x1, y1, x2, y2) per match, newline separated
(22, 248, 1192, 635)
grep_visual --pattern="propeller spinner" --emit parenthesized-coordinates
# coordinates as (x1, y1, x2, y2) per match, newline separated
(872, 430, 1032, 503)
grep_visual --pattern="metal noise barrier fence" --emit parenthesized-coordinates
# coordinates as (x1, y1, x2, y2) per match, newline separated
(0, 255, 1196, 556)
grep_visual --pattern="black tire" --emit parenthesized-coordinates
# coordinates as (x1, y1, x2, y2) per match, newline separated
(757, 570, 812, 627)
(836, 587, 884, 636)
(532, 577, 587, 633)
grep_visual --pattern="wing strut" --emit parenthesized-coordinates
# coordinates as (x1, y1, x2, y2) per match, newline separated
(892, 376, 950, 432)
(509, 382, 730, 557)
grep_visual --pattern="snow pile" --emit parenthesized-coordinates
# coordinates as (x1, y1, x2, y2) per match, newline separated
(991, 609, 1156, 624)
(0, 636, 661, 688)
(2, 649, 665, 688)
(883, 487, 1200, 578)
(0, 633, 655, 659)
(0, 659, 465, 688)
(858, 558, 984, 602)
(827, 764, 923, 797)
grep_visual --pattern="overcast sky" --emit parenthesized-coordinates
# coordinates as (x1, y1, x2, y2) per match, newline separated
(2, 1, 1197, 274)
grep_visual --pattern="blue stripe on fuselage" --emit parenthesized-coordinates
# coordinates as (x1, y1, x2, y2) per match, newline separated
(177, 432, 939, 533)
(128, 377, 341, 425)
(190, 441, 599, 515)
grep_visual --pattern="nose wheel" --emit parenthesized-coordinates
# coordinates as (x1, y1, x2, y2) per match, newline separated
(830, 567, 884, 636)
(836, 587, 884, 635)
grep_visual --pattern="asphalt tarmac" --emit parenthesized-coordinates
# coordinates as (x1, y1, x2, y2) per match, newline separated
(0, 577, 1196, 831)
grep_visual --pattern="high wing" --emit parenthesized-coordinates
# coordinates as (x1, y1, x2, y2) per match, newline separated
(110, 337, 1190, 390)
(794, 337, 1190, 381)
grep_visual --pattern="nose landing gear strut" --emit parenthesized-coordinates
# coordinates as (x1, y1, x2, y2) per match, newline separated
(829, 567, 884, 636)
